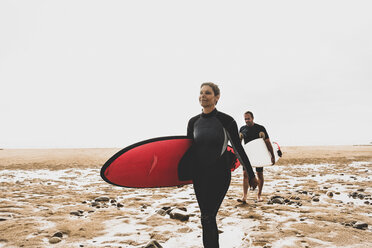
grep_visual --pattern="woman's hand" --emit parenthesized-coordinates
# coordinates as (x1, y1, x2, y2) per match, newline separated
(249, 176, 258, 190)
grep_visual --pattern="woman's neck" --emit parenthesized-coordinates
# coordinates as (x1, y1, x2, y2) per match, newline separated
(202, 106, 216, 114)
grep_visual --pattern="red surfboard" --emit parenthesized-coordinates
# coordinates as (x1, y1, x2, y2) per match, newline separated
(101, 136, 240, 188)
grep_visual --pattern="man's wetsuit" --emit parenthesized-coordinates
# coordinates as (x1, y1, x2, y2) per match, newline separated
(240, 123, 270, 172)
(180, 108, 255, 248)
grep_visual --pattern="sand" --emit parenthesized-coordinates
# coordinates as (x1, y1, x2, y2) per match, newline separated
(0, 145, 371, 248)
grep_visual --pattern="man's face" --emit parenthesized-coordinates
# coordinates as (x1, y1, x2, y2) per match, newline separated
(244, 113, 254, 127)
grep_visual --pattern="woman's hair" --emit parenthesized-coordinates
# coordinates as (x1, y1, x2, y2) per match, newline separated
(200, 82, 220, 96)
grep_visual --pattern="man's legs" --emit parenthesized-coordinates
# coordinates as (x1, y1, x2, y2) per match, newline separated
(256, 168, 264, 201)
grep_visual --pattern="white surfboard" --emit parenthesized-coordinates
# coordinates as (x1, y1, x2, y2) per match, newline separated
(243, 138, 280, 167)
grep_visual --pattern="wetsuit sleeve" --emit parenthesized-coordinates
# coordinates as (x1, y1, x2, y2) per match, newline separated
(187, 116, 197, 139)
(226, 120, 255, 179)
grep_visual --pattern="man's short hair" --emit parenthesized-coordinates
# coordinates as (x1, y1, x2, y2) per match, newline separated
(244, 111, 254, 119)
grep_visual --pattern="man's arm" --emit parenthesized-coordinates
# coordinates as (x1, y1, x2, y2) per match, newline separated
(264, 138, 275, 165)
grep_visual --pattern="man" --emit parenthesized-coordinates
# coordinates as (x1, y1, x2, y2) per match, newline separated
(238, 111, 275, 202)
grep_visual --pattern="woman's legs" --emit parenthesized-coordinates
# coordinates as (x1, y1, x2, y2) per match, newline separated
(193, 167, 231, 248)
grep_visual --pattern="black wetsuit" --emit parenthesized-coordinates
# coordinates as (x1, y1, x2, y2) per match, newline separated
(179, 108, 255, 248)
(240, 123, 270, 173)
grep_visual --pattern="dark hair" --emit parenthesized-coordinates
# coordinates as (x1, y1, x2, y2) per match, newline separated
(200, 82, 220, 96)
(244, 111, 254, 119)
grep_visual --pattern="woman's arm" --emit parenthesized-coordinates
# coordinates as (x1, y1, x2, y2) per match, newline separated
(226, 120, 256, 180)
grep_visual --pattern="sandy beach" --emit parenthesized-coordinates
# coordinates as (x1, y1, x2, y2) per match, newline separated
(0, 145, 371, 248)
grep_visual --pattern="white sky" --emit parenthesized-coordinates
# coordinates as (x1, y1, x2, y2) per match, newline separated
(1, 0, 371, 148)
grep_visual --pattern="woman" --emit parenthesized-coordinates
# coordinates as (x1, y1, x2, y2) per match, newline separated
(178, 82, 258, 248)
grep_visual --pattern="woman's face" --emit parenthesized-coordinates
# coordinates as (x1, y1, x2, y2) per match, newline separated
(199, 85, 220, 108)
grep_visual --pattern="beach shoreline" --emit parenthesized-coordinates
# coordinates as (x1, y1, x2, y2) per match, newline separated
(1, 146, 371, 247)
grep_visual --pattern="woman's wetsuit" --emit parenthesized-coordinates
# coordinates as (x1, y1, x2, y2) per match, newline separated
(183, 108, 255, 248)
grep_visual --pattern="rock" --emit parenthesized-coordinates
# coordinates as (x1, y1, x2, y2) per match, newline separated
(178, 207, 187, 212)
(357, 188, 365, 192)
(52, 232, 63, 238)
(169, 209, 189, 221)
(349, 192, 358, 198)
(143, 239, 163, 248)
(312, 197, 320, 202)
(296, 190, 306, 194)
(364, 201, 370, 205)
(95, 196, 110, 202)
(353, 222, 368, 230)
(343, 221, 357, 227)
(156, 209, 167, 216)
(92, 202, 100, 207)
(327, 192, 334, 197)
(49, 237, 62, 244)
(165, 208, 173, 215)
(358, 194, 365, 200)
(117, 203, 124, 208)
(271, 197, 284, 204)
(70, 211, 83, 216)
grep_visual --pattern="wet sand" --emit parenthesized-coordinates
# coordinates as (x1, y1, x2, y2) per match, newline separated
(0, 146, 371, 248)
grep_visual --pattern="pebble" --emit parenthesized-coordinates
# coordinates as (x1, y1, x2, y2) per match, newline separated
(49, 237, 62, 244)
(95, 196, 110, 202)
(52, 232, 63, 238)
(143, 239, 163, 248)
(169, 209, 190, 221)
(156, 209, 167, 216)
(353, 222, 368, 230)
(312, 197, 320, 202)
(70, 211, 84, 217)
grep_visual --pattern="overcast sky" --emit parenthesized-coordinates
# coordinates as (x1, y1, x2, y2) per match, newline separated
(1, 0, 371, 148)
